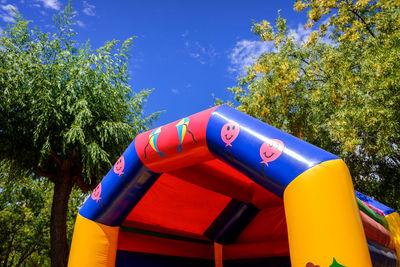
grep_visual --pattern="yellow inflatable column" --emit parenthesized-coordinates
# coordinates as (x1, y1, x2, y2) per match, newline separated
(386, 212, 400, 267)
(284, 159, 372, 267)
(68, 214, 119, 267)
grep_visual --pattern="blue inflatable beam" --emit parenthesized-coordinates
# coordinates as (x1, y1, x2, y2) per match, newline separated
(355, 191, 396, 215)
(79, 140, 161, 226)
(206, 105, 339, 197)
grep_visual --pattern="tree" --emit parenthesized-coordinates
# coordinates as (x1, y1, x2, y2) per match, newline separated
(0, 176, 51, 267)
(0, 168, 86, 266)
(0, 4, 159, 266)
(223, 0, 400, 209)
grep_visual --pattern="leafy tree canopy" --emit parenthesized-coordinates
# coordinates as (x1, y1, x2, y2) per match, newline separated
(0, 4, 159, 266)
(0, 9, 158, 181)
(222, 0, 400, 209)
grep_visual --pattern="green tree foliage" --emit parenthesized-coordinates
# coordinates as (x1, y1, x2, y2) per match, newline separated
(0, 173, 86, 266)
(224, 0, 400, 209)
(0, 4, 159, 266)
(0, 177, 51, 267)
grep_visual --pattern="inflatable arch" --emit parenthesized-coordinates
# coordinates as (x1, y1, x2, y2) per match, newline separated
(68, 105, 400, 267)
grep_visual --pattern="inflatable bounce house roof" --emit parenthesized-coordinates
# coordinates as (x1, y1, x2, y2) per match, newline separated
(68, 105, 400, 267)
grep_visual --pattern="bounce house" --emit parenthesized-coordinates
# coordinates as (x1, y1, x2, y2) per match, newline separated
(68, 105, 400, 267)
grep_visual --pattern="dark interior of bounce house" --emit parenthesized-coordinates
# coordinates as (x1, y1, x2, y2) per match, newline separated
(116, 158, 292, 267)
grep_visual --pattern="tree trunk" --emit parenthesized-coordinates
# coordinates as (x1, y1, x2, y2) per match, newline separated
(50, 172, 72, 267)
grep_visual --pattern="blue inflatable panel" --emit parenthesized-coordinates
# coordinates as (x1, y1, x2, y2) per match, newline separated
(116, 251, 214, 267)
(116, 250, 291, 267)
(204, 199, 259, 244)
(206, 105, 339, 197)
(367, 239, 398, 267)
(79, 140, 161, 226)
(356, 191, 396, 215)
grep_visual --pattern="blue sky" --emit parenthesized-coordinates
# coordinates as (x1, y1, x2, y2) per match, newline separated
(0, 0, 311, 127)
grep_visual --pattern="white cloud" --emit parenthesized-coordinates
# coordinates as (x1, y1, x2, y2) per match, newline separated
(76, 20, 85, 27)
(171, 88, 180, 94)
(289, 23, 313, 44)
(181, 30, 189, 38)
(228, 39, 274, 75)
(82, 1, 95, 16)
(228, 23, 317, 75)
(186, 41, 217, 65)
(0, 4, 18, 23)
(36, 0, 61, 10)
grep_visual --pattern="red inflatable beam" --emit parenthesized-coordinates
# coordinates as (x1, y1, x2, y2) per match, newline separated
(223, 240, 289, 260)
(360, 210, 394, 250)
(118, 231, 214, 259)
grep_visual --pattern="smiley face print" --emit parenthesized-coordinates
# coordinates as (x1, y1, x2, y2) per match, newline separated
(113, 156, 125, 176)
(260, 139, 285, 167)
(91, 183, 102, 202)
(221, 121, 240, 147)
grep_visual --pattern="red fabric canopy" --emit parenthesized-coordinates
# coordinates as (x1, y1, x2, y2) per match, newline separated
(121, 159, 290, 259)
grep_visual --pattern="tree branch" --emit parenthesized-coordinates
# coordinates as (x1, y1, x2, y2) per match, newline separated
(67, 151, 74, 162)
(74, 174, 98, 192)
(289, 52, 330, 80)
(16, 248, 36, 267)
(50, 150, 61, 166)
(299, 66, 327, 83)
(3, 234, 15, 267)
(9, 250, 16, 267)
(350, 9, 376, 38)
(34, 166, 56, 181)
